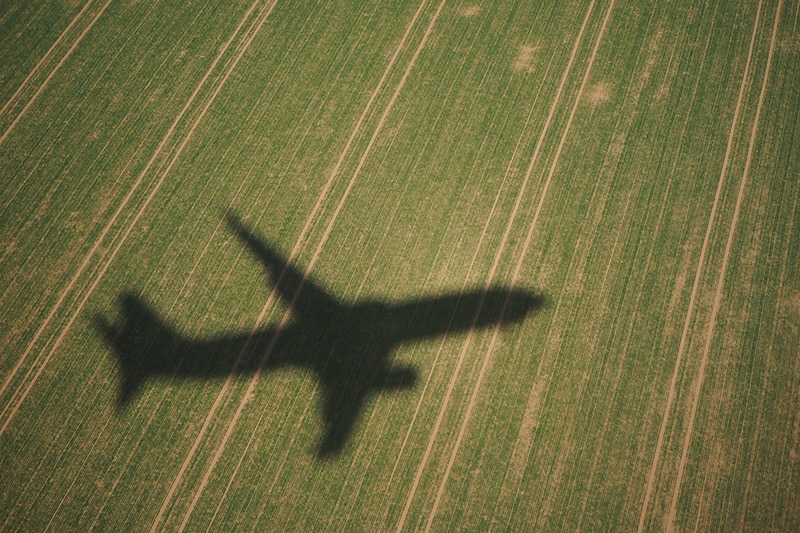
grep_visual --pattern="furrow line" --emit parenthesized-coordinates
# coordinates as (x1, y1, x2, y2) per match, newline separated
(88, 150, 268, 530)
(0, 0, 114, 145)
(0, 0, 270, 438)
(181, 0, 450, 525)
(0, 0, 96, 119)
(569, 17, 668, 529)
(506, 5, 662, 524)
(86, 401, 163, 531)
(426, 1, 616, 528)
(378, 5, 552, 521)
(631, 7, 722, 527)
(338, 17, 520, 517)
(329, 114, 449, 530)
(152, 1, 442, 529)
(108, 0, 293, 529)
(216, 108, 416, 527)
(394, 0, 601, 529)
(1, 0, 174, 218)
(44, 389, 117, 530)
(636, 0, 766, 528)
(774, 189, 799, 531)
(733, 217, 780, 529)
(535, 185, 636, 529)
(194, 16, 390, 525)
(388, 50, 550, 533)
(666, 1, 782, 529)
(382, 45, 559, 510)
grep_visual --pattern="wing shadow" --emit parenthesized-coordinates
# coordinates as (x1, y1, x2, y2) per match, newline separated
(94, 212, 546, 458)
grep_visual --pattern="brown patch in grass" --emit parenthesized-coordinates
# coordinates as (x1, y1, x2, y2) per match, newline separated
(787, 291, 800, 315)
(785, 291, 800, 334)
(779, 35, 800, 53)
(585, 81, 612, 106)
(460, 5, 481, 17)
(514, 45, 540, 73)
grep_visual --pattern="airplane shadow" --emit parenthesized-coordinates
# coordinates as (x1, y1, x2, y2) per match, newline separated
(94, 212, 546, 458)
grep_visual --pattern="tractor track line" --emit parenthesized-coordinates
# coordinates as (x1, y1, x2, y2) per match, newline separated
(425, 1, 616, 529)
(144, 1, 440, 528)
(394, 0, 600, 529)
(378, 12, 559, 521)
(0, 0, 114, 145)
(0, 0, 95, 119)
(636, 0, 766, 529)
(387, 52, 546, 533)
(177, 2, 449, 527)
(211, 110, 415, 531)
(666, 1, 782, 529)
(0, 0, 271, 439)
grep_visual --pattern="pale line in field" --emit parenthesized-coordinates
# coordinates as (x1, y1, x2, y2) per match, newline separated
(123, 23, 296, 519)
(178, 2, 449, 527)
(44, 391, 117, 531)
(106, 0, 293, 529)
(326, 129, 441, 530)
(558, 15, 666, 529)
(265, 384, 321, 496)
(504, 2, 651, 522)
(0, 0, 168, 219)
(734, 253, 778, 527)
(381, 54, 548, 502)
(0, 0, 114, 146)
(689, 443, 717, 532)
(424, 1, 616, 529)
(667, 1, 782, 529)
(0, 0, 95, 120)
(157, 5, 433, 510)
(328, 177, 426, 530)
(382, 147, 511, 509)
(774, 193, 799, 532)
(379, 24, 553, 524)
(537, 152, 635, 528)
(573, 197, 660, 530)
(202, 113, 338, 532)
(212, 128, 416, 529)
(628, 6, 721, 526)
(641, 12, 724, 528)
(636, 0, 766, 530)
(531, 191, 635, 529)
(0, 0, 269, 439)
(167, 2, 444, 529)
(394, 0, 601, 529)
(1, 380, 110, 530)
(795, 0, 799, 31)
(389, 62, 543, 533)
(0, 143, 148, 421)
(86, 405, 164, 531)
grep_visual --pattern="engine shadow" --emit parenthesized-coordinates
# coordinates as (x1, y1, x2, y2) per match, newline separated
(94, 212, 546, 458)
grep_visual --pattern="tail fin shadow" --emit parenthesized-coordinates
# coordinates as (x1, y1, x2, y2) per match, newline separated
(93, 292, 174, 408)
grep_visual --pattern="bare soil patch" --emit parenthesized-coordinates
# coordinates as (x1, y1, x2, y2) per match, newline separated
(460, 5, 481, 17)
(586, 81, 612, 106)
(787, 291, 800, 315)
(514, 45, 540, 73)
(785, 291, 800, 333)
(779, 35, 800, 52)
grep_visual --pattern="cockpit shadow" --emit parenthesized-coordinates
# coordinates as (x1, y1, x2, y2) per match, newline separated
(94, 212, 546, 458)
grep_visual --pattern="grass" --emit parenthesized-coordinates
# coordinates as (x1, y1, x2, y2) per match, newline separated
(1, 0, 798, 530)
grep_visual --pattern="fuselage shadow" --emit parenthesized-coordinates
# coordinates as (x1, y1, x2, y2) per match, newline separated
(94, 213, 546, 458)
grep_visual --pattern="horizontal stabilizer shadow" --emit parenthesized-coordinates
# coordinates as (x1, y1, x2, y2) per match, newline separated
(95, 212, 546, 458)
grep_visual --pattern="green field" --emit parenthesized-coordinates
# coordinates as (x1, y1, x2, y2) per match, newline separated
(1, 0, 799, 530)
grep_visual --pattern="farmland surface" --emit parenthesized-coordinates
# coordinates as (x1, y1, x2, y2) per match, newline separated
(1, 0, 799, 530)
